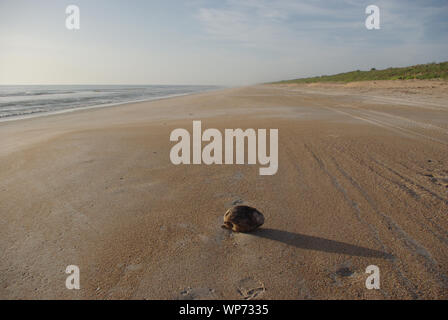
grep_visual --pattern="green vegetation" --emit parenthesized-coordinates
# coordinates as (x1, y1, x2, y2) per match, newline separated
(274, 61, 448, 84)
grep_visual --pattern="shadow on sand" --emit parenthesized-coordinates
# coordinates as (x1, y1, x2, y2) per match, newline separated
(251, 228, 393, 259)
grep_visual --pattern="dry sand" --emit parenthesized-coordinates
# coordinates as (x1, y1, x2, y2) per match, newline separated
(0, 81, 447, 299)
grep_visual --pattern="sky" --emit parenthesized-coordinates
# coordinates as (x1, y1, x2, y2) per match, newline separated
(0, 0, 447, 86)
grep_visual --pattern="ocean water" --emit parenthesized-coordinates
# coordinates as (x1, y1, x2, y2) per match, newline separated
(0, 85, 218, 121)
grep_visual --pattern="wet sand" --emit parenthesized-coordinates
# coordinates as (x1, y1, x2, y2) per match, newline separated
(0, 81, 447, 299)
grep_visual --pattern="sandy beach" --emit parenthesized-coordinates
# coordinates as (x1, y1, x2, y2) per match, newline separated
(1, 81, 447, 299)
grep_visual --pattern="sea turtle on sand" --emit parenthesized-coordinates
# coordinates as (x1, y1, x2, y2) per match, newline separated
(221, 205, 264, 233)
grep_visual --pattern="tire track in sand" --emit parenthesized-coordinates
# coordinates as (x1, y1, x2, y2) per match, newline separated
(326, 154, 448, 292)
(302, 143, 421, 298)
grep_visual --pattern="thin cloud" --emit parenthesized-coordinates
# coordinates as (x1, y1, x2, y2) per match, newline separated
(196, 0, 447, 47)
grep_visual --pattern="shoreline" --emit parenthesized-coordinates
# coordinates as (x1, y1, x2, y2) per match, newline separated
(0, 86, 226, 123)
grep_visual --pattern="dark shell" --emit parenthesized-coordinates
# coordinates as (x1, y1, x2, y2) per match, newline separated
(221, 205, 264, 233)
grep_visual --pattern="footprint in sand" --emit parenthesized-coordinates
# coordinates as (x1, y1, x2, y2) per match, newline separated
(336, 266, 354, 277)
(237, 277, 265, 300)
(330, 263, 364, 287)
(232, 171, 244, 181)
(178, 287, 217, 300)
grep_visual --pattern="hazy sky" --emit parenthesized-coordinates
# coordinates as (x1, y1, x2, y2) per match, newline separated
(1, 0, 447, 85)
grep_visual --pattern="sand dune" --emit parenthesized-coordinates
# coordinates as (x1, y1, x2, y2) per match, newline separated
(0, 83, 447, 299)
